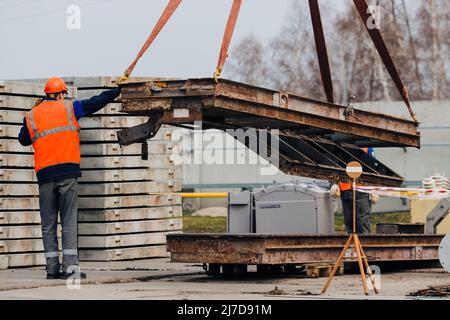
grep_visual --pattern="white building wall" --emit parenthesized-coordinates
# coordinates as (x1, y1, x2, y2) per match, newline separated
(181, 100, 450, 212)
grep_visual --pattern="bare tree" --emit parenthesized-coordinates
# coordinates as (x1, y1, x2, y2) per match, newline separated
(225, 35, 268, 86)
(227, 0, 450, 102)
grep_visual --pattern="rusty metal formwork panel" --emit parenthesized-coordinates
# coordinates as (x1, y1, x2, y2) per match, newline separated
(119, 78, 420, 186)
(166, 234, 443, 265)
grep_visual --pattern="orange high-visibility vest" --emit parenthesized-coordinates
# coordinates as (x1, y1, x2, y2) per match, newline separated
(339, 182, 352, 191)
(25, 100, 80, 173)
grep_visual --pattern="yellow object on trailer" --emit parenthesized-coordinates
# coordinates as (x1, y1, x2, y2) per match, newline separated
(411, 199, 450, 234)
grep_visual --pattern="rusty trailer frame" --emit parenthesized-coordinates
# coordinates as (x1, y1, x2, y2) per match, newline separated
(119, 78, 419, 186)
(119, 78, 419, 148)
(166, 234, 443, 269)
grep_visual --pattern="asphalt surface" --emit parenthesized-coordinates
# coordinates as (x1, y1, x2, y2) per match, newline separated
(0, 259, 449, 300)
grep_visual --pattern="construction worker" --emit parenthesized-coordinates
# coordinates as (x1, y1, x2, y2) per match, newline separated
(330, 147, 379, 234)
(18, 77, 121, 279)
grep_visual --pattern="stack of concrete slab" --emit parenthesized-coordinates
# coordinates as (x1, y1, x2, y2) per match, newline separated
(0, 77, 183, 268)
(73, 77, 183, 261)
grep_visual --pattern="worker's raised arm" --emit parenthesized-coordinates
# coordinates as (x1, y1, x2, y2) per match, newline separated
(72, 88, 121, 119)
(18, 117, 32, 146)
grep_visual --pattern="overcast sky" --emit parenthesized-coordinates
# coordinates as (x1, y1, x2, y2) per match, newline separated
(0, 0, 420, 80)
(0, 0, 294, 80)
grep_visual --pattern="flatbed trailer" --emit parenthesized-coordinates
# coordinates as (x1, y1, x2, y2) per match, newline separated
(166, 233, 443, 275)
(118, 78, 420, 186)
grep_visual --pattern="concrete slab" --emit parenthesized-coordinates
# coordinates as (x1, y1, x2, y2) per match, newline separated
(78, 218, 182, 235)
(78, 206, 182, 222)
(1, 168, 182, 184)
(0, 81, 76, 98)
(0, 153, 176, 169)
(79, 245, 170, 261)
(1, 180, 182, 196)
(80, 141, 177, 156)
(0, 194, 182, 211)
(78, 231, 180, 248)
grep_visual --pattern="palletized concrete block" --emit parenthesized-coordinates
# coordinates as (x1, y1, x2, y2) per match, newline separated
(0, 109, 26, 124)
(84, 167, 182, 182)
(84, 102, 123, 115)
(1, 138, 177, 158)
(0, 225, 61, 239)
(2, 252, 46, 268)
(1, 180, 182, 196)
(78, 231, 181, 248)
(81, 155, 176, 170)
(0, 169, 36, 182)
(78, 194, 182, 210)
(0, 167, 182, 183)
(80, 143, 142, 156)
(0, 125, 28, 139)
(0, 153, 176, 169)
(0, 153, 33, 167)
(0, 207, 182, 225)
(0, 238, 61, 253)
(80, 168, 182, 182)
(0, 211, 41, 225)
(0, 95, 39, 110)
(79, 180, 182, 196)
(79, 244, 169, 261)
(80, 180, 182, 195)
(0, 96, 116, 113)
(78, 206, 182, 222)
(0, 194, 181, 210)
(79, 127, 173, 142)
(80, 140, 178, 156)
(0, 207, 182, 224)
(0, 197, 39, 211)
(1, 124, 173, 141)
(78, 218, 182, 235)
(0, 139, 33, 153)
(78, 116, 146, 129)
(0, 254, 7, 269)
(0, 81, 76, 97)
(0, 184, 39, 196)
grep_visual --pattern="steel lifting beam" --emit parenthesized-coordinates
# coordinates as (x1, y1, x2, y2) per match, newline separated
(119, 78, 420, 148)
(118, 78, 420, 185)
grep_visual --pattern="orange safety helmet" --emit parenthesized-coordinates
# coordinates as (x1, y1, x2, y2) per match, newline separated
(44, 77, 68, 94)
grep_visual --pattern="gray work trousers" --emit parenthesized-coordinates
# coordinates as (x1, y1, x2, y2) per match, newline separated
(38, 178, 79, 274)
(341, 190, 372, 234)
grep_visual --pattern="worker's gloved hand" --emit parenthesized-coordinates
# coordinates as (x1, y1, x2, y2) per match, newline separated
(371, 193, 380, 204)
(117, 73, 129, 85)
(330, 184, 340, 198)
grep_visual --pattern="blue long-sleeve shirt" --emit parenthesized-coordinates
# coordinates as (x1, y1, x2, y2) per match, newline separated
(18, 88, 121, 184)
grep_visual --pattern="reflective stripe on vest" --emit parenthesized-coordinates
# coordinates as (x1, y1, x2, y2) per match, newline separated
(27, 101, 79, 143)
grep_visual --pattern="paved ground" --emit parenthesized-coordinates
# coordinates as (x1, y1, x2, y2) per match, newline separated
(0, 259, 449, 300)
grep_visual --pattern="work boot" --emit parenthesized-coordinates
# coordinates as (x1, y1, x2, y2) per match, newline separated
(60, 271, 87, 280)
(46, 272, 61, 280)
